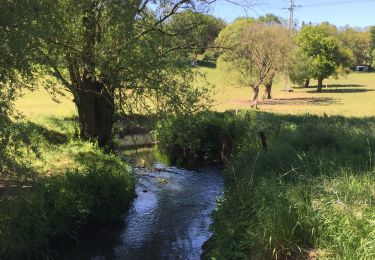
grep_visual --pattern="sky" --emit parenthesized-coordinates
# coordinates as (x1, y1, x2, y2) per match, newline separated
(210, 0, 375, 28)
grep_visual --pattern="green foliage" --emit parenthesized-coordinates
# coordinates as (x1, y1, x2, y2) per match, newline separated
(297, 24, 353, 85)
(257, 13, 282, 25)
(216, 20, 291, 89)
(157, 111, 375, 259)
(340, 27, 372, 66)
(0, 116, 134, 258)
(287, 50, 312, 87)
(167, 10, 225, 57)
(204, 113, 375, 259)
(1, 0, 213, 117)
(156, 111, 248, 164)
(369, 26, 375, 54)
(0, 163, 134, 258)
(0, 189, 50, 259)
(45, 160, 134, 233)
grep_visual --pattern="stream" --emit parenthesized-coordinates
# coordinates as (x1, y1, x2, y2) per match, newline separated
(58, 149, 224, 260)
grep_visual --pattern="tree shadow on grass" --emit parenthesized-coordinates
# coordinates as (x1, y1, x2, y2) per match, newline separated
(16, 121, 69, 145)
(328, 84, 366, 88)
(306, 89, 374, 93)
(262, 97, 339, 106)
(301, 84, 366, 89)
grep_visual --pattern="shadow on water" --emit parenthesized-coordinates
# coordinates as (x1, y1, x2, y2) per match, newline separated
(56, 149, 224, 260)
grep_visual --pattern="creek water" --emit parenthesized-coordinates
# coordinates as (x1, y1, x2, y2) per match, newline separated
(58, 149, 224, 260)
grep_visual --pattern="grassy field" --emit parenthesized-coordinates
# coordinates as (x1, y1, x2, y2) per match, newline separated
(15, 88, 76, 118)
(202, 66, 375, 117)
(15, 67, 375, 118)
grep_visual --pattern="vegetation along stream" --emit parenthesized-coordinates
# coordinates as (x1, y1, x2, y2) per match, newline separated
(58, 149, 224, 259)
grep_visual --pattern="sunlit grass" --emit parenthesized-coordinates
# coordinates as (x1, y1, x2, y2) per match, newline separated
(15, 88, 76, 118)
(200, 66, 375, 117)
(16, 67, 375, 118)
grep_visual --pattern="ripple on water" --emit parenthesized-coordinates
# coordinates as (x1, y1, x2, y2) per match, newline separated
(57, 160, 223, 260)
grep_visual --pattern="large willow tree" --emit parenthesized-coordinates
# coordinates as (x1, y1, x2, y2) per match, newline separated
(1, 0, 222, 147)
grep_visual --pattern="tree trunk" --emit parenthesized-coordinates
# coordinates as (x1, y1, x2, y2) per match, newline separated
(304, 79, 310, 88)
(264, 82, 272, 99)
(75, 79, 114, 148)
(251, 86, 260, 109)
(317, 78, 323, 92)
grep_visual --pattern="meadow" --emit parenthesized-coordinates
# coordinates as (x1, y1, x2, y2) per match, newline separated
(202, 66, 375, 117)
(11, 66, 375, 259)
(16, 67, 375, 118)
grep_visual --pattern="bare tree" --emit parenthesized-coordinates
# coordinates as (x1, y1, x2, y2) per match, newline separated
(216, 21, 292, 108)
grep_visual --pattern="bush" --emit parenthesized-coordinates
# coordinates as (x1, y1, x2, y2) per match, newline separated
(0, 189, 50, 259)
(156, 111, 248, 164)
(0, 116, 135, 258)
(0, 160, 134, 258)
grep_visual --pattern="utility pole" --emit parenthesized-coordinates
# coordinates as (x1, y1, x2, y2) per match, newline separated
(284, 0, 301, 31)
(287, 0, 296, 30)
(282, 0, 300, 90)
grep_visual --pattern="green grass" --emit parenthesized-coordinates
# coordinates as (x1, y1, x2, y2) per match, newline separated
(15, 67, 375, 118)
(200, 66, 375, 117)
(15, 88, 75, 118)
(0, 116, 135, 258)
(12, 66, 375, 259)
(157, 111, 375, 259)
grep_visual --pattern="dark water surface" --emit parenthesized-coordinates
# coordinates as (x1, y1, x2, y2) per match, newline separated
(58, 150, 224, 260)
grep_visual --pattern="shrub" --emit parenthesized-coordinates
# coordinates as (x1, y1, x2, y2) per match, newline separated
(0, 161, 134, 258)
(156, 111, 248, 164)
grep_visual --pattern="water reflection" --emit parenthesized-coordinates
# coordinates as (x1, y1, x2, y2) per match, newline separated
(58, 150, 223, 260)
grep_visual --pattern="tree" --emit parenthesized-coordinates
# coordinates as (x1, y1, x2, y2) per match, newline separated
(369, 26, 375, 65)
(287, 49, 312, 88)
(1, 0, 219, 148)
(297, 24, 352, 92)
(216, 20, 291, 108)
(340, 27, 371, 66)
(167, 10, 225, 64)
(257, 13, 281, 25)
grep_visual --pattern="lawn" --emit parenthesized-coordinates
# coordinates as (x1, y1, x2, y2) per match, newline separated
(201, 66, 375, 117)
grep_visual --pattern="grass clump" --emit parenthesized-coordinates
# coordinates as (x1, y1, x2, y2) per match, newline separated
(156, 111, 248, 164)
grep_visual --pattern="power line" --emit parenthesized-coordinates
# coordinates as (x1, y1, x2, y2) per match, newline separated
(282, 0, 301, 30)
(302, 0, 375, 8)
(278, 0, 375, 28)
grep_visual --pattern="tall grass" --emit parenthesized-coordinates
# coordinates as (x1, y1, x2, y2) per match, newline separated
(0, 116, 135, 258)
(157, 111, 375, 259)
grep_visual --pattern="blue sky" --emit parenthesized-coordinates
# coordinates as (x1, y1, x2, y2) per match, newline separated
(210, 0, 375, 28)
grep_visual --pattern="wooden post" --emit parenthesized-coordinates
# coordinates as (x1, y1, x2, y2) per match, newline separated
(258, 131, 267, 150)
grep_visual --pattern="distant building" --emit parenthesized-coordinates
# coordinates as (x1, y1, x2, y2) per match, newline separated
(355, 65, 370, 72)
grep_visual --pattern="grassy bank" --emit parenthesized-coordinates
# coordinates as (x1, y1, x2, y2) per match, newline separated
(0, 116, 134, 258)
(157, 111, 375, 259)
